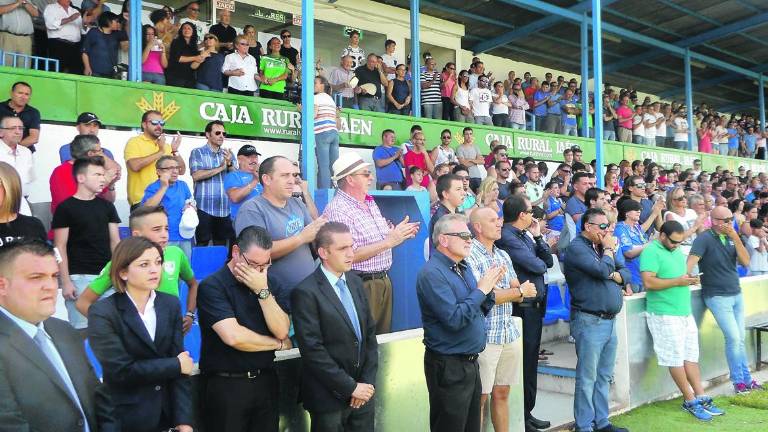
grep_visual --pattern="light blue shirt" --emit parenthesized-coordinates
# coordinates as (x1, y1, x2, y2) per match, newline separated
(0, 304, 38, 338)
(320, 264, 347, 300)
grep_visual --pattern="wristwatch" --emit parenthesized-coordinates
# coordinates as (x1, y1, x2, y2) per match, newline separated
(257, 288, 271, 300)
(185, 311, 196, 319)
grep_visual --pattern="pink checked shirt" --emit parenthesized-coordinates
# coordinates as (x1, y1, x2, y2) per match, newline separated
(323, 190, 393, 272)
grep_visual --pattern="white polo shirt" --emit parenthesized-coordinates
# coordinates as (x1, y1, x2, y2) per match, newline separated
(222, 52, 259, 92)
(0, 140, 34, 195)
(43, 3, 82, 43)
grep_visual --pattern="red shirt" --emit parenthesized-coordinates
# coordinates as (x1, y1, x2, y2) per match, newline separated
(524, 86, 538, 112)
(404, 151, 431, 187)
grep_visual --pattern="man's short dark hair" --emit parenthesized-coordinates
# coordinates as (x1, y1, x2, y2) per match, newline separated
(436, 174, 462, 201)
(72, 156, 105, 179)
(141, 110, 162, 123)
(258, 156, 288, 183)
(381, 129, 394, 139)
(452, 164, 469, 175)
(409, 165, 423, 175)
(494, 160, 510, 171)
(98, 11, 119, 28)
(572, 162, 587, 172)
(441, 128, 451, 137)
(502, 194, 529, 223)
(660, 220, 685, 237)
(572, 147, 583, 154)
(315, 222, 350, 250)
(750, 219, 764, 230)
(525, 162, 537, 174)
(572, 171, 592, 185)
(237, 226, 273, 253)
(0, 238, 55, 276)
(205, 120, 225, 133)
(149, 9, 168, 25)
(462, 126, 473, 135)
(585, 188, 605, 207)
(385, 39, 395, 48)
(563, 148, 573, 156)
(10, 81, 31, 92)
(581, 208, 606, 230)
(409, 124, 422, 134)
(129, 205, 168, 230)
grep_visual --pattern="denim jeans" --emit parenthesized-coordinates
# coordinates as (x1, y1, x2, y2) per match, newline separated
(142, 71, 165, 85)
(65, 274, 98, 329)
(563, 125, 578, 136)
(603, 130, 616, 141)
(719, 143, 730, 155)
(422, 103, 442, 119)
(703, 294, 752, 385)
(673, 140, 688, 150)
(571, 311, 618, 432)
(358, 96, 383, 112)
(511, 122, 525, 130)
(474, 115, 493, 126)
(315, 130, 339, 189)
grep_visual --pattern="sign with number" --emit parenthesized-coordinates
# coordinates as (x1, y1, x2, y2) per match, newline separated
(292, 14, 302, 26)
(215, 0, 235, 12)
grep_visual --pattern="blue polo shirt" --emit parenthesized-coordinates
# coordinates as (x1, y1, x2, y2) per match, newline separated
(372, 145, 405, 185)
(547, 93, 563, 115)
(141, 179, 192, 241)
(547, 196, 564, 231)
(223, 170, 263, 220)
(727, 128, 739, 149)
(533, 90, 549, 116)
(59, 145, 114, 163)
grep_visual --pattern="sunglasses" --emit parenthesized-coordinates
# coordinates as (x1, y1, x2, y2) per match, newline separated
(499, 168, 511, 172)
(588, 222, 611, 230)
(441, 135, 451, 139)
(189, 8, 199, 11)
(667, 238, 683, 245)
(523, 208, 534, 214)
(673, 196, 686, 201)
(281, 34, 291, 38)
(204, 36, 217, 40)
(444, 232, 474, 241)
(714, 217, 734, 222)
(213, 131, 227, 136)
(149, 119, 166, 126)
(632, 183, 646, 189)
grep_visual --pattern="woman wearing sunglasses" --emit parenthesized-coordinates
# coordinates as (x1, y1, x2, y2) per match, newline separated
(664, 187, 706, 256)
(614, 199, 648, 293)
(191, 33, 225, 92)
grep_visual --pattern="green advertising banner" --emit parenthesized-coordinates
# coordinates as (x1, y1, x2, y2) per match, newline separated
(2, 67, 767, 172)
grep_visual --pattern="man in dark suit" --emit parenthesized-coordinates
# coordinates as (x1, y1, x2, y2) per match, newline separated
(0, 238, 117, 431)
(292, 222, 379, 431)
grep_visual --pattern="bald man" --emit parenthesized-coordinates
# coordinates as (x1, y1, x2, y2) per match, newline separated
(466, 207, 536, 432)
(687, 206, 760, 394)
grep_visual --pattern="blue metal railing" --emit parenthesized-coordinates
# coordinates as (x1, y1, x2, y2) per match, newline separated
(0, 50, 59, 72)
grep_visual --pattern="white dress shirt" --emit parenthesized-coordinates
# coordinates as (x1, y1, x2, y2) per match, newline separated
(43, 3, 82, 42)
(127, 290, 157, 341)
(0, 139, 35, 198)
(222, 52, 258, 92)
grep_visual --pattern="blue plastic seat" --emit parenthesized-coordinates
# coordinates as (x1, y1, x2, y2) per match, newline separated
(738, 265, 749, 277)
(191, 246, 228, 281)
(543, 284, 569, 325)
(118, 226, 131, 239)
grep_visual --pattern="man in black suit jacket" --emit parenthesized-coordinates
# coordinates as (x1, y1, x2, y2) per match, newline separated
(292, 222, 379, 432)
(0, 239, 117, 431)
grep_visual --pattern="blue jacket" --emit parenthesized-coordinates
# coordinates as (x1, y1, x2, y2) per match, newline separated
(496, 224, 553, 304)
(563, 235, 632, 315)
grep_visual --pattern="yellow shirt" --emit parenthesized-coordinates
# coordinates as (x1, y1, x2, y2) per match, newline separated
(124, 134, 171, 205)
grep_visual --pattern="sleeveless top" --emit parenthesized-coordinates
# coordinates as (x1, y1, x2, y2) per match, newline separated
(391, 79, 410, 104)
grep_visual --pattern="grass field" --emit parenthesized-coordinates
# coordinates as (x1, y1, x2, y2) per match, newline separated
(611, 391, 768, 431)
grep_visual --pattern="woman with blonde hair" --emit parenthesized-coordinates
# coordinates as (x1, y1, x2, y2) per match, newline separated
(477, 176, 503, 217)
(665, 186, 706, 254)
(0, 162, 45, 244)
(192, 33, 225, 91)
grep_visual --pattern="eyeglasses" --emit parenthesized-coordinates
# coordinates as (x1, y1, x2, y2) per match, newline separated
(149, 119, 166, 126)
(281, 34, 291, 38)
(441, 135, 451, 139)
(0, 126, 23, 130)
(499, 168, 511, 172)
(204, 36, 217, 40)
(238, 41, 248, 46)
(587, 222, 610, 230)
(523, 208, 534, 214)
(714, 217, 734, 223)
(158, 166, 180, 171)
(443, 232, 474, 241)
(189, 8, 199, 12)
(213, 131, 227, 136)
(673, 196, 686, 201)
(560, 169, 571, 174)
(352, 171, 372, 178)
(241, 254, 272, 272)
(632, 183, 646, 189)
(667, 238, 683, 245)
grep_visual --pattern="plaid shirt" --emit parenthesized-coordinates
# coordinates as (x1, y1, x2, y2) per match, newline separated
(465, 239, 522, 345)
(189, 144, 233, 217)
(323, 190, 392, 272)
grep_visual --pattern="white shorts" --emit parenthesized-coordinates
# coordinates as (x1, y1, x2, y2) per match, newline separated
(478, 342, 521, 394)
(646, 313, 699, 367)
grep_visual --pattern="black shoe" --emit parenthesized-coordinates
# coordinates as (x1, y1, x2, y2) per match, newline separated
(596, 424, 629, 432)
(525, 420, 541, 432)
(527, 416, 551, 429)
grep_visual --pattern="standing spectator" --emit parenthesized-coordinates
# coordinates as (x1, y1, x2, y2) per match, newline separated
(124, 110, 185, 209)
(456, 127, 485, 192)
(469, 75, 493, 125)
(640, 221, 725, 422)
(243, 24, 263, 66)
(560, 88, 580, 136)
(0, 161, 45, 244)
(508, 82, 529, 129)
(178, 1, 206, 40)
(544, 82, 563, 134)
(543, 180, 565, 237)
(0, 0, 38, 62)
(141, 24, 168, 84)
(441, 62, 457, 121)
(747, 219, 768, 275)
(455, 165, 478, 212)
(323, 152, 418, 334)
(490, 81, 511, 128)
(621, 175, 664, 234)
(602, 94, 617, 141)
(420, 56, 442, 119)
(278, 28, 299, 75)
(564, 208, 631, 432)
(0, 239, 119, 431)
(224, 144, 262, 221)
(234, 156, 326, 307)
(613, 199, 648, 293)
(52, 157, 120, 330)
(386, 63, 411, 115)
(208, 8, 235, 54)
(380, 38, 397, 80)
(726, 121, 740, 157)
(0, 116, 33, 215)
(631, 104, 645, 144)
(616, 94, 633, 142)
(189, 120, 235, 246)
(404, 130, 434, 188)
(87, 237, 194, 432)
(259, 37, 290, 100)
(191, 33, 225, 91)
(715, 118, 729, 156)
(417, 213, 503, 432)
(532, 81, 550, 132)
(672, 110, 690, 150)
(43, 0, 82, 74)
(197, 226, 291, 432)
(340, 29, 364, 70)
(314, 76, 340, 189)
(141, 155, 193, 256)
(354, 53, 387, 112)
(58, 112, 114, 162)
(743, 126, 758, 158)
(687, 206, 762, 394)
(642, 104, 657, 146)
(467, 207, 537, 432)
(148, 8, 174, 49)
(453, 70, 472, 123)
(166, 22, 200, 88)
(291, 222, 379, 431)
(330, 55, 356, 108)
(428, 173, 465, 247)
(654, 102, 667, 147)
(430, 129, 457, 166)
(373, 129, 405, 190)
(222, 34, 259, 96)
(81, 11, 120, 78)
(0, 81, 40, 152)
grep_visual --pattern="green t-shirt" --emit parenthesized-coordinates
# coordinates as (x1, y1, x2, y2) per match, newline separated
(89, 246, 194, 297)
(639, 240, 691, 316)
(259, 55, 289, 93)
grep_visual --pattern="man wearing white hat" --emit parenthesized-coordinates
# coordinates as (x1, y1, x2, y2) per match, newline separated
(322, 153, 419, 334)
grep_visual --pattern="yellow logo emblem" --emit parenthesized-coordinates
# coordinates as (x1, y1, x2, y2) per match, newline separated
(136, 92, 181, 121)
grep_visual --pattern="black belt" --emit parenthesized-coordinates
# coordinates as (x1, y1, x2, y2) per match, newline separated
(517, 301, 543, 308)
(426, 349, 478, 362)
(0, 30, 33, 37)
(355, 270, 389, 281)
(208, 369, 274, 379)
(50, 38, 79, 45)
(574, 308, 616, 320)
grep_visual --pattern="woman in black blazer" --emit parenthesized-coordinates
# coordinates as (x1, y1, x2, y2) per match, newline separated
(88, 237, 194, 432)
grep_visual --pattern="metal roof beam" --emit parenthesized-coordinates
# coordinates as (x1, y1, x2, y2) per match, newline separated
(718, 101, 758, 113)
(472, 0, 620, 54)
(422, 1, 514, 29)
(658, 64, 768, 99)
